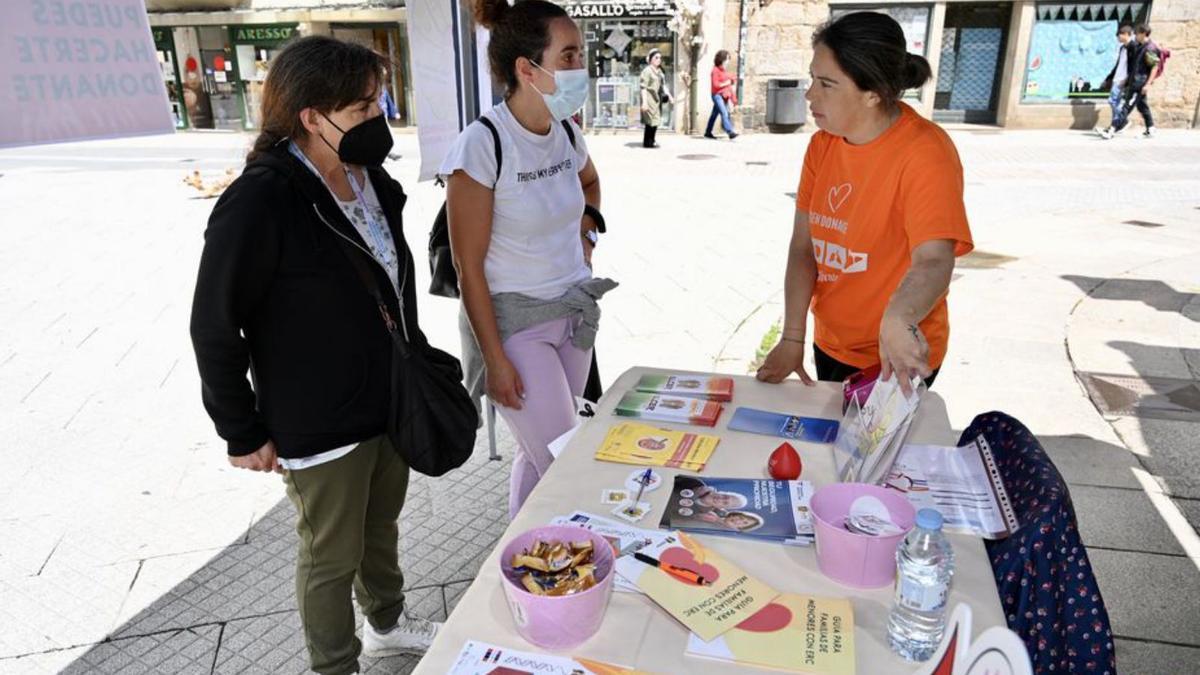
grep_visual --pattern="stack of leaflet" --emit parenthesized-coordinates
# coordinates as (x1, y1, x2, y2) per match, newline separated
(594, 422, 720, 472)
(658, 475, 816, 546)
(614, 392, 724, 427)
(613, 372, 735, 427)
(633, 373, 734, 402)
(834, 373, 925, 485)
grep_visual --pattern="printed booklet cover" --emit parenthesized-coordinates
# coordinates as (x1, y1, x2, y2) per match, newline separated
(659, 475, 815, 544)
(614, 392, 724, 427)
(728, 407, 840, 443)
(614, 532, 779, 642)
(634, 373, 734, 402)
(448, 640, 652, 674)
(686, 593, 856, 674)
(594, 422, 720, 472)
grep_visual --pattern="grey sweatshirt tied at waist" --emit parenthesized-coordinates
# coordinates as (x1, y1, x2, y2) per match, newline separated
(460, 277, 619, 413)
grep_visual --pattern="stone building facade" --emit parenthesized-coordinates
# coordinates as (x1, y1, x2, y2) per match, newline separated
(694, 0, 1198, 131)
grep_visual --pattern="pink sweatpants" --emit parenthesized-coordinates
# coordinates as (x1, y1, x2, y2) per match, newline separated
(492, 317, 593, 519)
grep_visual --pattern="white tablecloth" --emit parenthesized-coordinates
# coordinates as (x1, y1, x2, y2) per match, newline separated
(413, 367, 1006, 673)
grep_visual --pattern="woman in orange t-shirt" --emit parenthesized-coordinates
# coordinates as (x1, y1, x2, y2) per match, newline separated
(757, 12, 973, 394)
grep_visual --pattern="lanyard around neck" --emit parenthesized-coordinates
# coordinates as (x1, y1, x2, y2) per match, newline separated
(288, 141, 392, 260)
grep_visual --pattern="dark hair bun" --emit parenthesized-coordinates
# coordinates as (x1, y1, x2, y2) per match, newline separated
(901, 53, 933, 90)
(474, 0, 510, 29)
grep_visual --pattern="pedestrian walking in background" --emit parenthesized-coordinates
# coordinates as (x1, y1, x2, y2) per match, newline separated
(1100, 23, 1165, 140)
(1126, 24, 1164, 138)
(1094, 25, 1135, 139)
(640, 49, 673, 148)
(442, 0, 617, 519)
(189, 36, 439, 675)
(756, 11, 973, 394)
(705, 49, 739, 140)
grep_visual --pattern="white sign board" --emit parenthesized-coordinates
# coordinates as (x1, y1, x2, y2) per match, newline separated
(1, 0, 175, 148)
(408, 0, 470, 182)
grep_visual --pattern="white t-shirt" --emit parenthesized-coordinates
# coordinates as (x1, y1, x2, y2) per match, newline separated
(439, 102, 592, 300)
(1114, 45, 1129, 86)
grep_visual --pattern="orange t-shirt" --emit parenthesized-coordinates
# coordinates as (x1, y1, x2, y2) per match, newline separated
(795, 103, 973, 370)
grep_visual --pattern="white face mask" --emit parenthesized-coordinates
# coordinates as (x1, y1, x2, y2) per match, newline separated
(532, 62, 589, 121)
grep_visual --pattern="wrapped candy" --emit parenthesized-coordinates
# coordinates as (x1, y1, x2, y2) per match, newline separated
(510, 540, 597, 596)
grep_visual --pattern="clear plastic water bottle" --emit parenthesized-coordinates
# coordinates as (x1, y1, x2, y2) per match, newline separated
(887, 508, 955, 661)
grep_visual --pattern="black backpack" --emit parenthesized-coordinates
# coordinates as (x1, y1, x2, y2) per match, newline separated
(427, 117, 604, 403)
(428, 117, 576, 298)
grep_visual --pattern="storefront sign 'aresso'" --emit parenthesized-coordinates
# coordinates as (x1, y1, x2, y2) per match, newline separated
(560, 0, 676, 19)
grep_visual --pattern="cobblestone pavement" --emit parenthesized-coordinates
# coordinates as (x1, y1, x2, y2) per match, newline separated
(0, 124, 1198, 673)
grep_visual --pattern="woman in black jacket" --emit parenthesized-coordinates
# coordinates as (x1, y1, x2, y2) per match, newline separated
(189, 36, 436, 675)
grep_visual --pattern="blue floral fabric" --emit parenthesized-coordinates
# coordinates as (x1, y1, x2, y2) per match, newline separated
(958, 412, 1116, 674)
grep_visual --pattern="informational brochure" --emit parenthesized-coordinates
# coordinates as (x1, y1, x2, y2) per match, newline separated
(448, 640, 652, 674)
(634, 373, 734, 402)
(728, 407, 840, 443)
(551, 510, 674, 594)
(834, 374, 924, 485)
(885, 435, 1020, 539)
(614, 392, 724, 427)
(614, 532, 779, 642)
(686, 593, 856, 675)
(658, 476, 815, 545)
(593, 422, 720, 472)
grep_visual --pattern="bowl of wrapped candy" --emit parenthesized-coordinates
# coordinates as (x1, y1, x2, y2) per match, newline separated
(499, 525, 616, 650)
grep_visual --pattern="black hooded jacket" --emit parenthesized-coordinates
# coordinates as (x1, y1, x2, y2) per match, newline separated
(189, 143, 418, 459)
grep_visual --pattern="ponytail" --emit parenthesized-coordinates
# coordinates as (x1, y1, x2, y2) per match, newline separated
(475, 0, 570, 93)
(900, 53, 933, 91)
(473, 0, 511, 28)
(813, 12, 931, 106)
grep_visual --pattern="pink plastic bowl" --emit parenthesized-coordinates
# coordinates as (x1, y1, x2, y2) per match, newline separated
(810, 483, 917, 588)
(498, 525, 616, 651)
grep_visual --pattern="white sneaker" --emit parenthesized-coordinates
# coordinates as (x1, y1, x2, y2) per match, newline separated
(1098, 128, 1115, 140)
(362, 614, 440, 658)
(1142, 126, 1156, 138)
(1093, 125, 1109, 137)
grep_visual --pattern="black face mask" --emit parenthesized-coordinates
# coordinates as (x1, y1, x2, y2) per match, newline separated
(320, 112, 393, 167)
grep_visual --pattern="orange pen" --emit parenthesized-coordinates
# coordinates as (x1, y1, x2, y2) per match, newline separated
(634, 553, 712, 586)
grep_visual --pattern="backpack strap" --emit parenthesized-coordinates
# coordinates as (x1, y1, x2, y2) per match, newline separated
(561, 118, 576, 149)
(477, 117, 502, 189)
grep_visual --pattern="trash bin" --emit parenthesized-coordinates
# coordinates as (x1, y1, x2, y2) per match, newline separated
(765, 78, 808, 128)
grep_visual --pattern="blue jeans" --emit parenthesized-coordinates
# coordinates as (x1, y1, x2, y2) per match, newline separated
(705, 94, 735, 136)
(1108, 84, 1127, 129)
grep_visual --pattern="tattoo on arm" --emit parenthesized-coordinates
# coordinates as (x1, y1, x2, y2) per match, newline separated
(908, 324, 923, 344)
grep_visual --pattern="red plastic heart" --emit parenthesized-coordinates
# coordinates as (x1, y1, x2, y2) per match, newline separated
(768, 442, 802, 480)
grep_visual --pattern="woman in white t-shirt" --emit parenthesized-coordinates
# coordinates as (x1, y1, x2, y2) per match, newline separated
(440, 0, 617, 518)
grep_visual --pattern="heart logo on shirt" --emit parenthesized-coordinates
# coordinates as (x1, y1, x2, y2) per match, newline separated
(827, 183, 853, 212)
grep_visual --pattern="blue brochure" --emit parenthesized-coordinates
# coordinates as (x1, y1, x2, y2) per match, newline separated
(728, 407, 840, 443)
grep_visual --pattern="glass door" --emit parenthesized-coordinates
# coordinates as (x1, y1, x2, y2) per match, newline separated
(934, 3, 1011, 124)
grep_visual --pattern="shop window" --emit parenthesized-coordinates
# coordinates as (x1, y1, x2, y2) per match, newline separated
(583, 19, 675, 129)
(1021, 2, 1147, 103)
